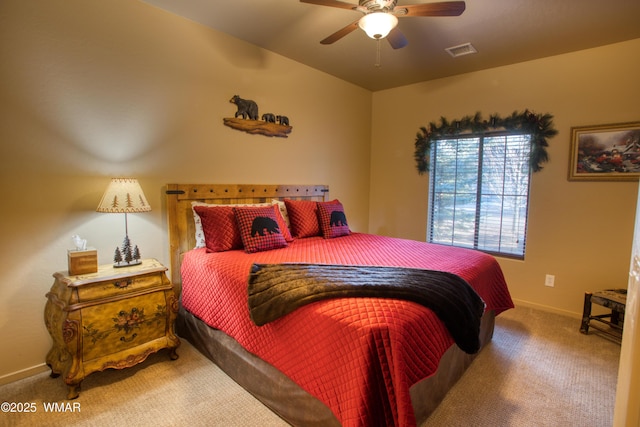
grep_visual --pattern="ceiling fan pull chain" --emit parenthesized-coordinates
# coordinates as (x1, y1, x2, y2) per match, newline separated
(375, 38, 381, 67)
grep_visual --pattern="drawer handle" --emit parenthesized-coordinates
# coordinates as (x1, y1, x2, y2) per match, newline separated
(120, 333, 137, 343)
(113, 280, 133, 289)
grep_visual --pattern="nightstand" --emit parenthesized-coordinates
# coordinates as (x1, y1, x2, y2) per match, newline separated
(44, 258, 180, 399)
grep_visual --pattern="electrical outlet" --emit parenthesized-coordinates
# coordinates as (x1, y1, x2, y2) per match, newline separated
(545, 274, 555, 287)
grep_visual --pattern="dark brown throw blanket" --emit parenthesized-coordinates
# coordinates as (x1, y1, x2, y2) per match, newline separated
(248, 263, 486, 354)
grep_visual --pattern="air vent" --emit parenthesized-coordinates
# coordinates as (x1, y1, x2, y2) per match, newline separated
(445, 42, 477, 58)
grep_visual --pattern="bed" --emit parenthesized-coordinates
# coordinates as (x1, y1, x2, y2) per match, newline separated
(166, 183, 513, 426)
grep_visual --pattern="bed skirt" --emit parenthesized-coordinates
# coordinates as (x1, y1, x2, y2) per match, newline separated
(176, 306, 495, 426)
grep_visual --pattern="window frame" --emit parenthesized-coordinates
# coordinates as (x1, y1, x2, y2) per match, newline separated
(427, 130, 532, 259)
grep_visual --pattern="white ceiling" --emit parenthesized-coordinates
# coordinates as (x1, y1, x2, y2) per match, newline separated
(140, 0, 640, 91)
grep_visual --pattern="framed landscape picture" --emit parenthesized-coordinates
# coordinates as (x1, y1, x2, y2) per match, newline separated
(568, 121, 640, 181)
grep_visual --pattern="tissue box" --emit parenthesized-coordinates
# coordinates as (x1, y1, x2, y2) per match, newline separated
(68, 249, 98, 275)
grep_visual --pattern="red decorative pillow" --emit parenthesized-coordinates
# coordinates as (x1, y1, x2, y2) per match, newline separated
(193, 205, 243, 252)
(284, 199, 321, 238)
(317, 201, 350, 238)
(234, 206, 288, 253)
(192, 201, 270, 248)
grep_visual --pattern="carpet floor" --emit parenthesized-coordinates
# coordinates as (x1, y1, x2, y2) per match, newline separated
(424, 305, 620, 426)
(0, 305, 620, 426)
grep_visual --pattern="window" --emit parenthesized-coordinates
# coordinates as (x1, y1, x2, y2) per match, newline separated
(428, 132, 531, 258)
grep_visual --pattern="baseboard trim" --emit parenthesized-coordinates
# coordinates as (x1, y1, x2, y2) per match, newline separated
(512, 298, 581, 319)
(0, 363, 49, 386)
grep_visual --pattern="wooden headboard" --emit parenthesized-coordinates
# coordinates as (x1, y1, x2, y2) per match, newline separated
(165, 184, 329, 287)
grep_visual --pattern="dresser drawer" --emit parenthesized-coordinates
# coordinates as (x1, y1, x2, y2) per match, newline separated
(81, 290, 168, 362)
(76, 272, 167, 302)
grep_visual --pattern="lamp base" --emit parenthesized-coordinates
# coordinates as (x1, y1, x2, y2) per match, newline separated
(113, 234, 142, 268)
(113, 259, 142, 268)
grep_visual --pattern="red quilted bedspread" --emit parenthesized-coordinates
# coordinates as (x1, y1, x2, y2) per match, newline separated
(181, 233, 513, 427)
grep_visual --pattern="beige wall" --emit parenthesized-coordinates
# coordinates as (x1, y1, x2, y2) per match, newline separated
(0, 0, 371, 379)
(370, 38, 640, 316)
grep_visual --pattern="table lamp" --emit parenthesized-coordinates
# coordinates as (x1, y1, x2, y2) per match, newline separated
(96, 178, 151, 267)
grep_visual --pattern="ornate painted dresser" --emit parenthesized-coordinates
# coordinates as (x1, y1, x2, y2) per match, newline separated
(44, 258, 180, 399)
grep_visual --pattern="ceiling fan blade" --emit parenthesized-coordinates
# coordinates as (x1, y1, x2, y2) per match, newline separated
(400, 1, 466, 17)
(320, 20, 360, 44)
(387, 27, 408, 49)
(299, 0, 358, 10)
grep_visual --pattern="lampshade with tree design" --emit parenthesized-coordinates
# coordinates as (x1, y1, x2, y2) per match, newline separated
(96, 178, 151, 267)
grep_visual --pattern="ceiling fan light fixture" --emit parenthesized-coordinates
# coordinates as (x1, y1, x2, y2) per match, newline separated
(358, 12, 398, 40)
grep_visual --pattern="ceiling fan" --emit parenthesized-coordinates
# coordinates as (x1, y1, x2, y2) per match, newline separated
(300, 0, 466, 49)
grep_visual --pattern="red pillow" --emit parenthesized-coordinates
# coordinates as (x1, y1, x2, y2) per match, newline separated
(234, 206, 288, 253)
(284, 199, 338, 238)
(284, 199, 320, 238)
(317, 201, 350, 238)
(193, 205, 243, 252)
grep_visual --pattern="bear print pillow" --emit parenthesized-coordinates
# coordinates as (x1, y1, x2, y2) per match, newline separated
(234, 206, 288, 253)
(317, 201, 350, 239)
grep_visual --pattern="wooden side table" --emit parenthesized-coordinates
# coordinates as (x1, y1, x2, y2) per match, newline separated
(44, 258, 180, 399)
(580, 289, 627, 343)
